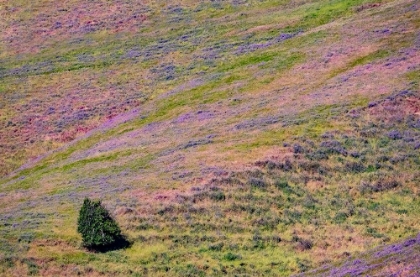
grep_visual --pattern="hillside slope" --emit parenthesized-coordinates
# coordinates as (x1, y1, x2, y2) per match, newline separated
(296, 232, 420, 276)
(1, 0, 419, 276)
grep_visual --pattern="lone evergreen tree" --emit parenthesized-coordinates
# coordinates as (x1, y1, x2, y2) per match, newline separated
(77, 198, 125, 251)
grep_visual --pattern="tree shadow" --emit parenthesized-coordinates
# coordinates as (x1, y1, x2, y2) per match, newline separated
(86, 235, 132, 253)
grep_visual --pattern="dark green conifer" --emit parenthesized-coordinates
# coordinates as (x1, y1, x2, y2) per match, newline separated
(77, 198, 122, 250)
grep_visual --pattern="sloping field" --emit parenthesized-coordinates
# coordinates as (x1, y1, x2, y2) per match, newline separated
(0, 0, 419, 276)
(296, 232, 420, 276)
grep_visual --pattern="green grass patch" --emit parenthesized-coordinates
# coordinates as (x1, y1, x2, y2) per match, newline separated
(329, 49, 391, 79)
(59, 150, 133, 172)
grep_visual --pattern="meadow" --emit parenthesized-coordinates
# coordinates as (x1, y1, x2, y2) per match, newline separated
(0, 0, 419, 275)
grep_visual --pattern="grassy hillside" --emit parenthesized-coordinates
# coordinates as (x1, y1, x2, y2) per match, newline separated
(296, 232, 420, 276)
(0, 0, 419, 276)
